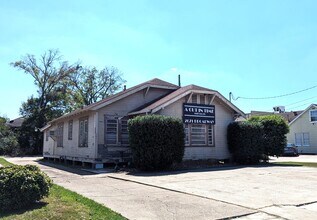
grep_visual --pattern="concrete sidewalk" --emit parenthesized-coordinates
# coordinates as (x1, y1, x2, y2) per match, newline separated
(6, 157, 317, 219)
(6, 157, 254, 220)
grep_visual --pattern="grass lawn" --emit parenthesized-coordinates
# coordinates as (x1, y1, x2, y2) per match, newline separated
(0, 157, 126, 220)
(272, 161, 317, 168)
(0, 157, 13, 166)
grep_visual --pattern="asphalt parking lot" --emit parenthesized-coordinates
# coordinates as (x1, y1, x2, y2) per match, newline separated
(6, 156, 317, 220)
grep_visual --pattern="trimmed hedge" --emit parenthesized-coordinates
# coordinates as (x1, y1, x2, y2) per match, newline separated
(128, 115, 185, 171)
(228, 121, 265, 164)
(0, 164, 52, 211)
(249, 115, 289, 157)
(228, 115, 289, 164)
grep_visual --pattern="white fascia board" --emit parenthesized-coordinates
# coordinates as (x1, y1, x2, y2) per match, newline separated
(289, 104, 316, 126)
(151, 90, 215, 114)
(39, 124, 51, 132)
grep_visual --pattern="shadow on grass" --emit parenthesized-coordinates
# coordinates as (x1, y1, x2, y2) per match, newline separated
(0, 201, 48, 218)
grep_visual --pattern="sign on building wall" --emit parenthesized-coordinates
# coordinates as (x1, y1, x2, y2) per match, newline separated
(183, 103, 215, 124)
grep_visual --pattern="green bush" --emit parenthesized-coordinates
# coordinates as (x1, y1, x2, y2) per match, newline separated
(228, 121, 265, 164)
(0, 165, 52, 211)
(128, 115, 185, 171)
(249, 115, 289, 157)
(0, 117, 20, 156)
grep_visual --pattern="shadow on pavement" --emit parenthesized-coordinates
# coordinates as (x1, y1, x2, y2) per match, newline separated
(36, 159, 98, 176)
(126, 162, 305, 177)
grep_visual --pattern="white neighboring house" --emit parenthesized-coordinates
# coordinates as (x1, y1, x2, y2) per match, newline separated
(40, 78, 245, 168)
(287, 104, 317, 154)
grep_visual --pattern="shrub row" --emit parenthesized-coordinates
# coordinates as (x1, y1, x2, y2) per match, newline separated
(0, 165, 52, 211)
(128, 115, 185, 171)
(228, 115, 289, 164)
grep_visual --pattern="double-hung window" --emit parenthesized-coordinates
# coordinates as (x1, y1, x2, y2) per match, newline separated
(56, 123, 64, 147)
(309, 110, 317, 123)
(184, 124, 214, 146)
(105, 116, 129, 146)
(68, 120, 73, 140)
(295, 132, 310, 147)
(79, 117, 88, 147)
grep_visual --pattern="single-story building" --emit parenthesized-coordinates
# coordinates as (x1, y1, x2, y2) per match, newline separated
(41, 78, 245, 167)
(287, 104, 317, 154)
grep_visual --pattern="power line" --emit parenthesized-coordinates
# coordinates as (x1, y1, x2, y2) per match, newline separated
(288, 99, 317, 111)
(230, 85, 317, 101)
(285, 96, 317, 107)
(263, 96, 317, 112)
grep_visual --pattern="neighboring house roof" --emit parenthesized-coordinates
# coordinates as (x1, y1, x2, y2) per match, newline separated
(41, 78, 179, 131)
(6, 117, 24, 128)
(289, 104, 317, 126)
(128, 84, 245, 117)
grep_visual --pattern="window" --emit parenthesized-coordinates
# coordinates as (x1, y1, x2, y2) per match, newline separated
(105, 116, 129, 146)
(79, 117, 88, 147)
(56, 123, 64, 147)
(68, 120, 73, 140)
(192, 94, 197, 103)
(46, 130, 49, 141)
(309, 110, 317, 122)
(105, 119, 117, 145)
(295, 132, 310, 146)
(121, 119, 129, 145)
(184, 124, 214, 146)
(191, 124, 207, 145)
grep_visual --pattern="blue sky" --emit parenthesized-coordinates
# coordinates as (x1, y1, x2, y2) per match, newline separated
(1, 0, 317, 119)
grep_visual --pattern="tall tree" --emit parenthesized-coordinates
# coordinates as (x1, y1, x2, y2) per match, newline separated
(0, 116, 19, 155)
(11, 49, 80, 154)
(11, 49, 79, 113)
(68, 66, 126, 108)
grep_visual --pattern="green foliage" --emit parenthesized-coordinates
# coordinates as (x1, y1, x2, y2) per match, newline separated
(11, 50, 79, 154)
(128, 115, 185, 171)
(227, 121, 265, 164)
(68, 66, 126, 109)
(228, 115, 290, 164)
(249, 115, 289, 157)
(11, 50, 125, 154)
(0, 165, 52, 211)
(0, 117, 20, 156)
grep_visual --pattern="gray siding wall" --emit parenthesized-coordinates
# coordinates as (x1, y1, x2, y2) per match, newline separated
(96, 87, 173, 157)
(43, 111, 97, 160)
(158, 95, 235, 160)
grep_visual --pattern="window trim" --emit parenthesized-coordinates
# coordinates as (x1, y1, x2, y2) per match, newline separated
(104, 115, 129, 146)
(184, 124, 214, 147)
(78, 117, 89, 148)
(56, 123, 64, 148)
(295, 132, 310, 147)
(46, 130, 49, 141)
(68, 120, 73, 140)
(309, 110, 317, 123)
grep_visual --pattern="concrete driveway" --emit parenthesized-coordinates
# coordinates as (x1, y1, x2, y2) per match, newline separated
(270, 154, 317, 163)
(6, 156, 317, 220)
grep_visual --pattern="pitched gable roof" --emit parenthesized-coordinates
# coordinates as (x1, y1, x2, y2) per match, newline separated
(129, 84, 245, 117)
(289, 104, 317, 125)
(46, 78, 179, 126)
